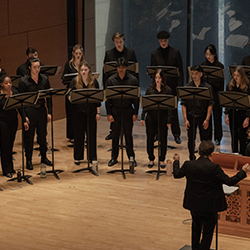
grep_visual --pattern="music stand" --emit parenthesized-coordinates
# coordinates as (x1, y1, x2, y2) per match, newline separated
(105, 85, 140, 179)
(141, 94, 177, 180)
(177, 86, 212, 159)
(4, 92, 39, 185)
(104, 61, 139, 75)
(37, 88, 70, 179)
(229, 65, 250, 79)
(62, 72, 100, 86)
(70, 89, 104, 176)
(9, 75, 21, 88)
(218, 91, 250, 153)
(147, 66, 180, 78)
(201, 66, 225, 82)
(40, 66, 61, 76)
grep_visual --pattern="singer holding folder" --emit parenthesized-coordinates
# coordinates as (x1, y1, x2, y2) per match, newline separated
(69, 61, 101, 165)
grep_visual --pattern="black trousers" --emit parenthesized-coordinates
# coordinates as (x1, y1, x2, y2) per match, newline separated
(112, 107, 135, 160)
(65, 96, 74, 140)
(24, 106, 48, 160)
(187, 114, 210, 160)
(170, 107, 181, 138)
(0, 119, 17, 175)
(209, 92, 223, 142)
(146, 114, 168, 161)
(73, 110, 97, 161)
(191, 211, 217, 250)
(229, 111, 248, 155)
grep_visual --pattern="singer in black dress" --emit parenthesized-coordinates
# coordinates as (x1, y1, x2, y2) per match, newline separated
(201, 44, 224, 145)
(62, 44, 84, 142)
(69, 61, 101, 165)
(0, 75, 18, 177)
(141, 69, 172, 168)
(225, 66, 250, 155)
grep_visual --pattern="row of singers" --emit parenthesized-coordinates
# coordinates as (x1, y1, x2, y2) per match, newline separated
(1, 56, 249, 178)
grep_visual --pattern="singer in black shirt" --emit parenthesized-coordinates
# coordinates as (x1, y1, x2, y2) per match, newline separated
(18, 58, 52, 170)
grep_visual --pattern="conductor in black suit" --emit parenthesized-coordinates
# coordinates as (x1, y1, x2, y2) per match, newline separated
(173, 140, 249, 250)
(103, 32, 138, 140)
(151, 30, 183, 144)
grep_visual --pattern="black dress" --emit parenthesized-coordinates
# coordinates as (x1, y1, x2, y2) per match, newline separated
(141, 85, 172, 162)
(201, 59, 224, 143)
(0, 88, 18, 175)
(225, 83, 250, 155)
(69, 78, 101, 161)
(61, 61, 78, 140)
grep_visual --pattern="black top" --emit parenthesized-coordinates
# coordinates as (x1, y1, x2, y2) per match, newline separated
(242, 55, 250, 66)
(0, 88, 18, 122)
(61, 61, 78, 88)
(17, 60, 45, 76)
(173, 157, 246, 213)
(201, 59, 224, 92)
(69, 78, 101, 113)
(18, 73, 52, 115)
(0, 68, 7, 78)
(150, 46, 183, 94)
(141, 85, 172, 123)
(224, 83, 250, 117)
(103, 46, 138, 88)
(105, 72, 139, 116)
(180, 81, 214, 117)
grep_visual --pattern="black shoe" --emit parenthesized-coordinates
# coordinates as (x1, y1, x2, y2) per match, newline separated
(215, 140, 220, 146)
(26, 161, 33, 170)
(5, 173, 12, 178)
(148, 163, 154, 168)
(108, 158, 118, 166)
(160, 164, 166, 169)
(74, 160, 80, 165)
(41, 157, 53, 166)
(174, 136, 182, 144)
(105, 132, 112, 140)
(134, 160, 137, 167)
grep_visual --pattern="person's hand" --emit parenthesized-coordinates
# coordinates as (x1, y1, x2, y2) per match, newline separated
(141, 120, 145, 126)
(24, 122, 29, 131)
(243, 117, 249, 128)
(203, 119, 209, 130)
(167, 123, 171, 128)
(47, 114, 52, 123)
(184, 118, 190, 129)
(107, 115, 114, 122)
(96, 113, 101, 122)
(132, 114, 138, 123)
(225, 115, 229, 125)
(173, 153, 180, 161)
(242, 163, 250, 173)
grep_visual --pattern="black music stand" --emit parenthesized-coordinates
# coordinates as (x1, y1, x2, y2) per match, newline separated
(70, 88, 104, 176)
(40, 66, 61, 76)
(201, 65, 225, 83)
(141, 94, 177, 180)
(9, 75, 21, 89)
(4, 92, 39, 185)
(147, 66, 180, 78)
(62, 72, 100, 86)
(177, 86, 212, 159)
(37, 88, 70, 179)
(106, 86, 140, 179)
(229, 65, 250, 79)
(218, 91, 250, 153)
(104, 61, 139, 76)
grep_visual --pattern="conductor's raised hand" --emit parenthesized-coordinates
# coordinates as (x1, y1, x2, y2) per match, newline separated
(242, 163, 250, 173)
(107, 115, 114, 123)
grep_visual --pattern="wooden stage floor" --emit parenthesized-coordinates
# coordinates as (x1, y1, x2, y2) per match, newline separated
(1, 117, 250, 250)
